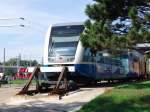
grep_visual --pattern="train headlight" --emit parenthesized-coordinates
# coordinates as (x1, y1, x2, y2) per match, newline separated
(48, 58, 54, 62)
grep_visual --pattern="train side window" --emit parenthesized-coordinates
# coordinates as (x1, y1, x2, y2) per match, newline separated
(96, 53, 103, 63)
(83, 48, 92, 62)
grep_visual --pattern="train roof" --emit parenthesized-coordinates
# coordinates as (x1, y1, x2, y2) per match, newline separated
(50, 22, 84, 27)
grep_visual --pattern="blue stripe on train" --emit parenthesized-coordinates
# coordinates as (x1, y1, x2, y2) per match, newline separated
(75, 64, 96, 79)
(74, 63, 140, 80)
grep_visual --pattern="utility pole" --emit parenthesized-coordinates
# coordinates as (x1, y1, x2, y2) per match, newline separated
(17, 54, 21, 70)
(41, 57, 44, 65)
(3, 48, 5, 75)
(29, 56, 31, 67)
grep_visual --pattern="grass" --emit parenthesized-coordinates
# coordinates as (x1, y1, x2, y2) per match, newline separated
(10, 79, 36, 85)
(78, 80, 150, 112)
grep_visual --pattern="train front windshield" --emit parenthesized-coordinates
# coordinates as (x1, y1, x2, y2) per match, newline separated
(48, 25, 84, 62)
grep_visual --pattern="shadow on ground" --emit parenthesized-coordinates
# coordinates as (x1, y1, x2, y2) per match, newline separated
(0, 101, 85, 112)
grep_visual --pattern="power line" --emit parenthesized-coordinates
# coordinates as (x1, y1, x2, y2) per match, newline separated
(0, 24, 25, 27)
(0, 17, 45, 28)
(0, 17, 25, 27)
(0, 17, 24, 21)
(0, 17, 45, 32)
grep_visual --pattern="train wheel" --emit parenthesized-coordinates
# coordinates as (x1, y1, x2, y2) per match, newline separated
(68, 80, 78, 91)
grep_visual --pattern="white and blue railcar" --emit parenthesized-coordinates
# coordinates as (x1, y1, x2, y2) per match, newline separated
(44, 22, 84, 66)
(43, 22, 145, 81)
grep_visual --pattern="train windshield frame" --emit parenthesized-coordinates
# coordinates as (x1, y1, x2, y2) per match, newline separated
(48, 25, 84, 57)
(50, 25, 84, 37)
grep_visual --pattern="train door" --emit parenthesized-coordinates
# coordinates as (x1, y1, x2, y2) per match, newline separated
(77, 48, 96, 79)
(143, 53, 150, 78)
(147, 58, 150, 77)
(130, 52, 147, 78)
(132, 60, 140, 76)
(95, 52, 114, 80)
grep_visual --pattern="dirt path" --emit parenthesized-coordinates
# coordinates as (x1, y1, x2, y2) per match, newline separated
(0, 85, 111, 112)
(0, 85, 22, 104)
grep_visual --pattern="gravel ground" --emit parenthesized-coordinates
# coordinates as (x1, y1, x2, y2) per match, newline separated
(0, 85, 111, 112)
(0, 85, 22, 104)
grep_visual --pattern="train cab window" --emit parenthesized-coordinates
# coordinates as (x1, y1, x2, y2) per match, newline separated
(49, 41, 78, 56)
(48, 25, 84, 58)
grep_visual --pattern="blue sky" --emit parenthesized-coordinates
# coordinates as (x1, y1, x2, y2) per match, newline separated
(0, 0, 92, 62)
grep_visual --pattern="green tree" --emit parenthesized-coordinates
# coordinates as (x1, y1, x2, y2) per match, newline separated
(4, 68, 15, 76)
(81, 0, 150, 54)
(20, 60, 38, 67)
(5, 58, 38, 67)
(5, 58, 17, 66)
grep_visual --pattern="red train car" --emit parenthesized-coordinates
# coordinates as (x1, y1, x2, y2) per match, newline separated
(14, 67, 31, 79)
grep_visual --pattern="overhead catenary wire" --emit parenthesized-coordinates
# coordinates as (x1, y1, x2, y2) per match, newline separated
(0, 24, 25, 27)
(0, 17, 24, 20)
(0, 17, 44, 64)
(0, 17, 25, 28)
(0, 17, 46, 32)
